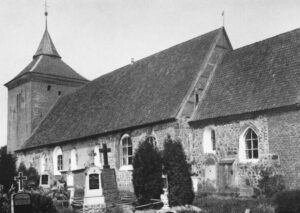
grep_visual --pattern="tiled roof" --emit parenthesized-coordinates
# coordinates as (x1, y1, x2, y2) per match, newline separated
(7, 29, 87, 84)
(14, 55, 87, 81)
(33, 29, 61, 58)
(193, 28, 300, 121)
(20, 28, 221, 150)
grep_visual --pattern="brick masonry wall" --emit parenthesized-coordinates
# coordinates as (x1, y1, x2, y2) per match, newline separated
(268, 109, 300, 189)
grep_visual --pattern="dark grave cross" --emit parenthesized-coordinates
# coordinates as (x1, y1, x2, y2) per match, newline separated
(14, 172, 27, 192)
(100, 144, 111, 169)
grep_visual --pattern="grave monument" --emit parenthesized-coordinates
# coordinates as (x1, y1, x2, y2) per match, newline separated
(83, 144, 119, 213)
(12, 172, 33, 213)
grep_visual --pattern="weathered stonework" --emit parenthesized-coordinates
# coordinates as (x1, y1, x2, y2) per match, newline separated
(16, 109, 300, 197)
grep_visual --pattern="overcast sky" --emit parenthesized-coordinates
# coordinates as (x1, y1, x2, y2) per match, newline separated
(0, 0, 300, 147)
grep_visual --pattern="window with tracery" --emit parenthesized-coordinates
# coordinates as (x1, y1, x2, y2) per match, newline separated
(245, 129, 259, 159)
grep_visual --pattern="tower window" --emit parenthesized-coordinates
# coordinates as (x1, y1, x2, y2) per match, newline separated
(47, 85, 51, 91)
(195, 93, 199, 104)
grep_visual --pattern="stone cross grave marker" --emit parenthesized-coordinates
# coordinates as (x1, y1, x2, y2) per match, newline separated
(100, 144, 111, 169)
(13, 172, 32, 213)
(14, 172, 27, 192)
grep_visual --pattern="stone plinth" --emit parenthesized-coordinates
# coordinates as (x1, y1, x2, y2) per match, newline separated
(83, 166, 119, 213)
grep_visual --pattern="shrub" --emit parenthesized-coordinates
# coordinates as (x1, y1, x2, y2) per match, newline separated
(132, 137, 163, 205)
(162, 136, 194, 206)
(257, 166, 285, 198)
(0, 146, 16, 193)
(31, 192, 58, 213)
(273, 190, 300, 213)
(17, 163, 40, 190)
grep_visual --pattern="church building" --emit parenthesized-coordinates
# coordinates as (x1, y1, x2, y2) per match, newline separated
(6, 12, 300, 199)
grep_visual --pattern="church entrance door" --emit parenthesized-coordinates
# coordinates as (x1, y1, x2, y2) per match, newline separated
(217, 161, 234, 193)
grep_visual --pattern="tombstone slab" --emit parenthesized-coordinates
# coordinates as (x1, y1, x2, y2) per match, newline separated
(83, 165, 119, 213)
(13, 192, 32, 213)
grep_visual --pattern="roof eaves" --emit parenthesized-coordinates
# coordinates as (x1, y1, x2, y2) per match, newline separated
(17, 117, 177, 152)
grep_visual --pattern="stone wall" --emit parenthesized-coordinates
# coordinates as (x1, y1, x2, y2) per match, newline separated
(17, 121, 178, 196)
(188, 115, 270, 194)
(31, 81, 81, 131)
(7, 82, 32, 153)
(16, 109, 300, 197)
(268, 109, 300, 189)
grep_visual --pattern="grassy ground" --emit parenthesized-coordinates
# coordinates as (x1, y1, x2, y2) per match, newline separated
(193, 195, 274, 213)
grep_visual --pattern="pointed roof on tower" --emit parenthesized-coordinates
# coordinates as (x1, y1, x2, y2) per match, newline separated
(4, 7, 88, 89)
(33, 29, 61, 59)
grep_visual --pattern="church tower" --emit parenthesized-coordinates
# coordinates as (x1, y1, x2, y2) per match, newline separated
(5, 10, 89, 153)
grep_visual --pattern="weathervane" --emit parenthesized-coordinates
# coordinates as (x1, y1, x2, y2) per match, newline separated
(222, 10, 225, 27)
(44, 0, 49, 29)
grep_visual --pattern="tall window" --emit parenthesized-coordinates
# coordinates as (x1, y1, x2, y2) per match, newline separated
(53, 146, 63, 175)
(121, 134, 133, 166)
(211, 130, 216, 151)
(146, 136, 157, 147)
(70, 149, 77, 170)
(245, 129, 258, 159)
(94, 146, 101, 167)
(57, 155, 63, 171)
(203, 127, 216, 153)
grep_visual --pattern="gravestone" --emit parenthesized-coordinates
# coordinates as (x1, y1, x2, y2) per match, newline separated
(13, 192, 32, 213)
(83, 144, 119, 213)
(12, 172, 33, 213)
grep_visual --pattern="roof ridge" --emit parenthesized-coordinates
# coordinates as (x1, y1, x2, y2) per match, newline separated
(91, 27, 223, 82)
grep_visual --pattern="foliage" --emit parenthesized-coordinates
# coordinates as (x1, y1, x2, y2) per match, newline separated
(0, 194, 10, 213)
(132, 137, 163, 205)
(31, 192, 58, 213)
(162, 136, 194, 206)
(17, 162, 40, 190)
(256, 165, 285, 198)
(273, 190, 300, 213)
(0, 146, 16, 193)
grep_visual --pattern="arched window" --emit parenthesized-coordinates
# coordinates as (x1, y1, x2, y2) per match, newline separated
(94, 146, 101, 167)
(70, 149, 77, 170)
(145, 135, 157, 147)
(53, 146, 63, 175)
(239, 128, 259, 163)
(245, 129, 258, 159)
(121, 134, 133, 167)
(203, 127, 216, 153)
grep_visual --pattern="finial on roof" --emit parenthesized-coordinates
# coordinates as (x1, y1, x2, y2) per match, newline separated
(33, 0, 61, 59)
(222, 10, 225, 27)
(44, 0, 48, 30)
